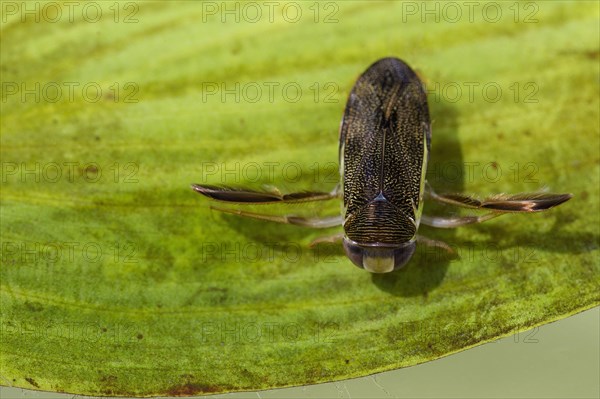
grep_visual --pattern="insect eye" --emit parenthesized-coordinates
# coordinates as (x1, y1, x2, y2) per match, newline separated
(391, 242, 416, 270)
(343, 238, 416, 273)
(342, 238, 365, 270)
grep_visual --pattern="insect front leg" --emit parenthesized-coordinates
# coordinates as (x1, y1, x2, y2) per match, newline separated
(309, 233, 345, 247)
(416, 235, 456, 254)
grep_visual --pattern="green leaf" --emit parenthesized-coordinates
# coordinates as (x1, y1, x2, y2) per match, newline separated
(1, 1, 598, 396)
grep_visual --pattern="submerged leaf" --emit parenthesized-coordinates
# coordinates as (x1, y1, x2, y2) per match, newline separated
(1, 1, 598, 396)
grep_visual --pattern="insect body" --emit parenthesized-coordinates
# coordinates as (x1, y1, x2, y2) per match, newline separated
(192, 57, 572, 273)
(339, 58, 430, 272)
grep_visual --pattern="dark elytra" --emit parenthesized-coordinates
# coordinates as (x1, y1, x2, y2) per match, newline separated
(340, 57, 430, 245)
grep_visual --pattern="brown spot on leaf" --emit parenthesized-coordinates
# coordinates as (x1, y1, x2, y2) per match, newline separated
(84, 165, 98, 174)
(167, 383, 220, 396)
(25, 377, 40, 388)
(24, 301, 43, 312)
(99, 375, 117, 384)
(582, 50, 599, 59)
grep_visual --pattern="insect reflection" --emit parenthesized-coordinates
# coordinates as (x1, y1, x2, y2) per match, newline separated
(192, 57, 572, 273)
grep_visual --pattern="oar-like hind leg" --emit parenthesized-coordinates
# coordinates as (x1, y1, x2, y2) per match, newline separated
(192, 183, 343, 229)
(421, 183, 572, 228)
